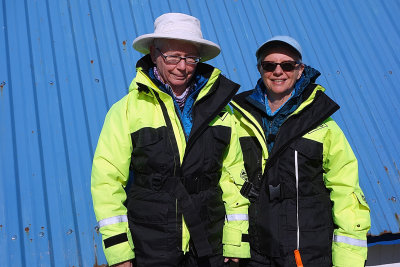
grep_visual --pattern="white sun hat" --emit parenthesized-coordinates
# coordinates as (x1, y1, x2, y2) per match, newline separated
(132, 13, 221, 62)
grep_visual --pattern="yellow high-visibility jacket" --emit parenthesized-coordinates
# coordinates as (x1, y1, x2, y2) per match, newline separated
(231, 83, 371, 267)
(91, 55, 250, 266)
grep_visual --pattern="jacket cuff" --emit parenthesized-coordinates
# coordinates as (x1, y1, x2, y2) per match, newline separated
(332, 240, 367, 267)
(222, 225, 250, 258)
(101, 226, 135, 265)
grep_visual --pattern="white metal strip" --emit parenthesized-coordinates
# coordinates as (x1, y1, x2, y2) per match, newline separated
(334, 235, 367, 247)
(226, 214, 249, 222)
(295, 150, 300, 250)
(98, 215, 128, 228)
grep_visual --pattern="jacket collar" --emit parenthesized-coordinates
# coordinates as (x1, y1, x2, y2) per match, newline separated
(132, 55, 240, 155)
(233, 65, 338, 162)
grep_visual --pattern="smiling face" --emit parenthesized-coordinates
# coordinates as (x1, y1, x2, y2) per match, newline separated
(258, 45, 304, 102)
(150, 39, 199, 96)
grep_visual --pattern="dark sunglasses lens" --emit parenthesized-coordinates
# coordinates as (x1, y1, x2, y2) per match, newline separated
(280, 62, 296, 71)
(262, 61, 298, 72)
(262, 63, 277, 72)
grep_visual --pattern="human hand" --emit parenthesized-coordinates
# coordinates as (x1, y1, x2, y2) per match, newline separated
(111, 260, 132, 267)
(224, 257, 239, 263)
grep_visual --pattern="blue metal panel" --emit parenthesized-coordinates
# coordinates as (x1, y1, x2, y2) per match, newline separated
(1, 0, 399, 265)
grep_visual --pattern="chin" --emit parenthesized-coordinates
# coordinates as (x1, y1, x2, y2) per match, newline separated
(271, 88, 290, 94)
(171, 81, 187, 87)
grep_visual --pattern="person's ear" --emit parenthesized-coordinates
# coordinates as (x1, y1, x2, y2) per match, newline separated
(297, 64, 305, 79)
(257, 64, 263, 75)
(150, 45, 157, 64)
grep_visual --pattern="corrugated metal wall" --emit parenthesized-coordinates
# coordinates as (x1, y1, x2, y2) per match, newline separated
(1, 0, 399, 266)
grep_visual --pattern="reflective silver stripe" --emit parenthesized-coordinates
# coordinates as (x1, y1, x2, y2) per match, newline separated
(226, 214, 249, 222)
(334, 235, 367, 247)
(98, 215, 128, 228)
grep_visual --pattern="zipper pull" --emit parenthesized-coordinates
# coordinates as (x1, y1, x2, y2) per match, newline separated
(294, 249, 303, 267)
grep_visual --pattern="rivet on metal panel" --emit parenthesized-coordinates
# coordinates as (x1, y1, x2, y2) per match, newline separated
(67, 229, 73, 235)
(39, 232, 45, 237)
(95, 226, 100, 233)
(11, 235, 17, 240)
(384, 166, 388, 172)
(390, 196, 396, 202)
(389, 71, 392, 74)
(25, 227, 29, 233)
(49, 81, 54, 85)
(95, 78, 99, 83)
(91, 60, 94, 64)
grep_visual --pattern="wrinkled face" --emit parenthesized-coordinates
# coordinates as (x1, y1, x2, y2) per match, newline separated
(258, 46, 304, 99)
(150, 39, 199, 95)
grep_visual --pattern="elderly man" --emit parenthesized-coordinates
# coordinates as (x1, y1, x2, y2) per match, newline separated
(91, 13, 250, 267)
(231, 36, 370, 266)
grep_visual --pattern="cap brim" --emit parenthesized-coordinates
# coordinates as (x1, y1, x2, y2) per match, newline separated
(132, 33, 220, 62)
(256, 40, 302, 59)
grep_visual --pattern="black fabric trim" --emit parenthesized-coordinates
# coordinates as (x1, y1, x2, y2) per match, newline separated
(267, 87, 339, 169)
(137, 82, 150, 93)
(152, 90, 213, 258)
(104, 233, 128, 248)
(153, 90, 182, 176)
(186, 75, 239, 155)
(242, 234, 250, 242)
(136, 54, 154, 71)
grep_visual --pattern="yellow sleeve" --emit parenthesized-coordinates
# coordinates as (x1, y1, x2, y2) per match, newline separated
(220, 112, 251, 258)
(323, 121, 370, 267)
(91, 97, 135, 265)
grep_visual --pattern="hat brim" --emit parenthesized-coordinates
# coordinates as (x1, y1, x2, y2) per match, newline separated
(132, 33, 221, 62)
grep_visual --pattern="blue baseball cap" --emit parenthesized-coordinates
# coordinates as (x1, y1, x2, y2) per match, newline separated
(256, 35, 302, 60)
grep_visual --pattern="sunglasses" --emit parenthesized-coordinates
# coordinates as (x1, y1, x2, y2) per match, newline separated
(261, 61, 301, 72)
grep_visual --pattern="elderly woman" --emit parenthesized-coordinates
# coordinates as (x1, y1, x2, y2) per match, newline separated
(231, 36, 370, 266)
(91, 13, 250, 267)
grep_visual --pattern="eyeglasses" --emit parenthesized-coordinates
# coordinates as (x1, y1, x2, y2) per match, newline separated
(156, 48, 201, 65)
(261, 61, 301, 72)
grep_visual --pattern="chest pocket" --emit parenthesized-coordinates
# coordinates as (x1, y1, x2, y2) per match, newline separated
(282, 138, 332, 230)
(290, 138, 322, 166)
(285, 138, 324, 193)
(207, 125, 231, 162)
(131, 126, 173, 174)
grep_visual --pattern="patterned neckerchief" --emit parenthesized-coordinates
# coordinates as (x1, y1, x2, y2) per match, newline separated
(153, 67, 195, 111)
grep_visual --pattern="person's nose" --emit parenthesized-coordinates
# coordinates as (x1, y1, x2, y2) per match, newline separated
(273, 64, 284, 75)
(176, 58, 187, 70)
